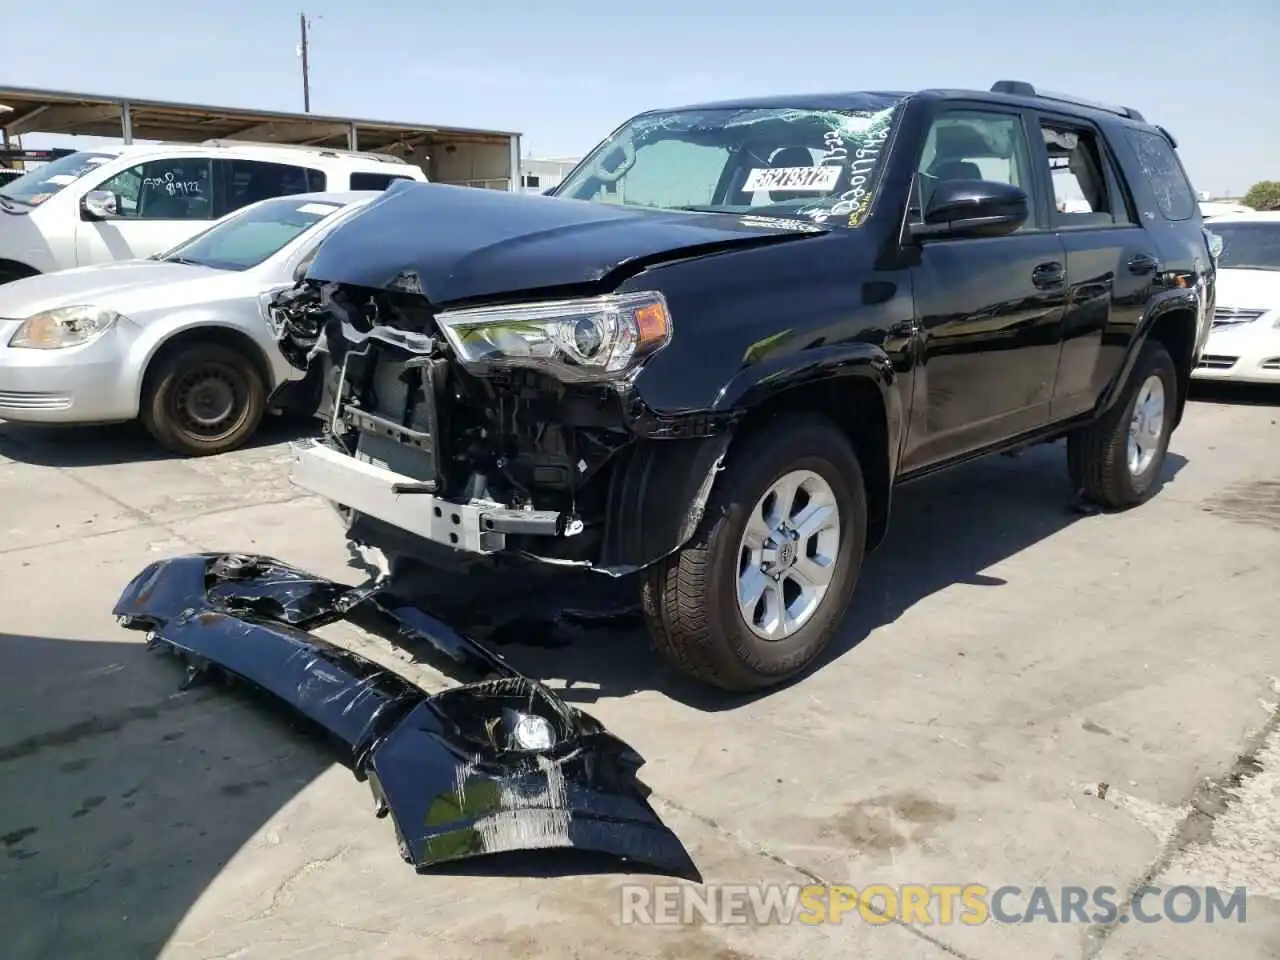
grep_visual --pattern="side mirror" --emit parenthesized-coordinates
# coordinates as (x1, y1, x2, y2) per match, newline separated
(910, 179, 1028, 241)
(81, 190, 119, 221)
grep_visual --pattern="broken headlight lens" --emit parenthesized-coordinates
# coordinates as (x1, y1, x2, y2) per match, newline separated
(435, 291, 672, 382)
(9, 305, 121, 349)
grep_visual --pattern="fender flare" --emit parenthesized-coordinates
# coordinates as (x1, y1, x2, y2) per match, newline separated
(1097, 287, 1200, 419)
(714, 341, 903, 473)
(598, 343, 902, 572)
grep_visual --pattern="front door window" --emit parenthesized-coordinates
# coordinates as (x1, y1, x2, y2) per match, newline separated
(94, 158, 214, 220)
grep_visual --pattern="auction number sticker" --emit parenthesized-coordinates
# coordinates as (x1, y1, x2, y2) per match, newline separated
(743, 166, 840, 192)
(296, 202, 341, 216)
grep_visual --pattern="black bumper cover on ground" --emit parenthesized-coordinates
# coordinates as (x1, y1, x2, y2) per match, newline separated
(112, 553, 698, 879)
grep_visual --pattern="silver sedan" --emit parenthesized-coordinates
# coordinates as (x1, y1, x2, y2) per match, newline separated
(0, 190, 377, 455)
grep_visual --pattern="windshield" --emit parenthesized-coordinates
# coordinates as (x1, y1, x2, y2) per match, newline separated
(1210, 222, 1280, 271)
(0, 151, 116, 205)
(551, 95, 906, 227)
(157, 196, 350, 271)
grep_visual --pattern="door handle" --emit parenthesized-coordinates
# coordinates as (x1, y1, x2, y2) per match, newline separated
(1127, 253, 1160, 275)
(1032, 261, 1065, 289)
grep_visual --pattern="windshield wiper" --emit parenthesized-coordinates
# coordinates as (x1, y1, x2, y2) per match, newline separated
(669, 204, 736, 214)
(0, 194, 31, 210)
(163, 256, 203, 266)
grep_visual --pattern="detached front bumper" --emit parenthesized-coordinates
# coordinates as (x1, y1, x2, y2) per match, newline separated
(112, 552, 698, 878)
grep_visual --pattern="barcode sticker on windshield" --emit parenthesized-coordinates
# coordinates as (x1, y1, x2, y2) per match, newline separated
(743, 166, 840, 192)
(296, 202, 340, 216)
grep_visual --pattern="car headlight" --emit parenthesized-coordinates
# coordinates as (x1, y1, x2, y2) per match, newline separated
(9, 305, 121, 349)
(434, 291, 672, 382)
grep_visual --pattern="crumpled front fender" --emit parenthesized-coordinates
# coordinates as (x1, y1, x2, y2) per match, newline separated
(113, 553, 698, 879)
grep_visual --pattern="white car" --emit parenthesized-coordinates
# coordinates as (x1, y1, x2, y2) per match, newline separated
(0, 141, 425, 284)
(1195, 211, 1280, 385)
(1199, 200, 1252, 218)
(0, 191, 378, 455)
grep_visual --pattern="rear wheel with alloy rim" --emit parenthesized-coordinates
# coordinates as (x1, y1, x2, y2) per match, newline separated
(643, 414, 867, 692)
(142, 342, 266, 456)
(1067, 339, 1177, 508)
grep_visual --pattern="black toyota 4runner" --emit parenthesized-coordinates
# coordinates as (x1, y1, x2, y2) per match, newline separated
(273, 80, 1215, 693)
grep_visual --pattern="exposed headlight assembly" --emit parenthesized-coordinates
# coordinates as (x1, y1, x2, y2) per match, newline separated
(9, 305, 121, 349)
(435, 291, 672, 382)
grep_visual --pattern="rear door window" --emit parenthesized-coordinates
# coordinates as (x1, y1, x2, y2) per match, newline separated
(1124, 129, 1196, 222)
(1035, 121, 1133, 228)
(216, 160, 326, 217)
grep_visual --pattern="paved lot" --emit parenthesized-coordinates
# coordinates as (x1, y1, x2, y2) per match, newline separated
(1, 387, 1278, 960)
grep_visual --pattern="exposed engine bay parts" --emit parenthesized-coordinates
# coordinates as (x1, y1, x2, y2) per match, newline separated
(113, 553, 699, 879)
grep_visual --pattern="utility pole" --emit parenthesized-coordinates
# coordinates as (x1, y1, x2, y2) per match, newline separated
(299, 12, 311, 113)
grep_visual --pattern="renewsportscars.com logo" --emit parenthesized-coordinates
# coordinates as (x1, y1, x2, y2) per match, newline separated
(619, 884, 1249, 926)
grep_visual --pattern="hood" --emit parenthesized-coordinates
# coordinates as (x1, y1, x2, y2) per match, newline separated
(0, 259, 253, 318)
(303, 180, 827, 305)
(1214, 267, 1280, 313)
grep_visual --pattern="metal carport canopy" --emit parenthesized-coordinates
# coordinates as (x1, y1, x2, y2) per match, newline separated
(0, 84, 518, 155)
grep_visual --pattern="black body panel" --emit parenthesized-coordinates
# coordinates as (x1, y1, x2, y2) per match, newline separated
(302, 180, 825, 306)
(271, 82, 1212, 570)
(112, 553, 699, 878)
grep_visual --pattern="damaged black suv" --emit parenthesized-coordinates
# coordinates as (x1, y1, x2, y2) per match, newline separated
(272, 80, 1214, 693)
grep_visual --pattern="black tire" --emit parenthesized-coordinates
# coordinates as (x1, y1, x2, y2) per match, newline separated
(0, 263, 38, 286)
(642, 413, 868, 693)
(141, 342, 266, 456)
(1067, 340, 1177, 509)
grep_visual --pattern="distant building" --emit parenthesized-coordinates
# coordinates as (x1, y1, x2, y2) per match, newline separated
(521, 156, 579, 194)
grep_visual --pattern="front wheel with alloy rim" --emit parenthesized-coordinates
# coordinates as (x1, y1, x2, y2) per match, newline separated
(141, 342, 267, 456)
(642, 414, 867, 692)
(1067, 339, 1177, 509)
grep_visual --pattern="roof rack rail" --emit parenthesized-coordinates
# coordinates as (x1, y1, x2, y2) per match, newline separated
(197, 139, 410, 164)
(989, 80, 1146, 123)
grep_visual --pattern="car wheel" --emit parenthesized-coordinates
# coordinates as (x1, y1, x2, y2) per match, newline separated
(1067, 339, 1177, 509)
(141, 342, 266, 457)
(642, 413, 867, 692)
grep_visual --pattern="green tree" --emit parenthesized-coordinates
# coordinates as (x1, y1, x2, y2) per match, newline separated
(1243, 181, 1280, 211)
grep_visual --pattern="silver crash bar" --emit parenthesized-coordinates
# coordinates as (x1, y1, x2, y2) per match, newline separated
(288, 439, 563, 553)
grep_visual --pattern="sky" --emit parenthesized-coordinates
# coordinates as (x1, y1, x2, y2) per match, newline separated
(4, 0, 1276, 196)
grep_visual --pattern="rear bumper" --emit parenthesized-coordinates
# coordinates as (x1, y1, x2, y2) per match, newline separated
(112, 552, 697, 878)
(288, 438, 564, 554)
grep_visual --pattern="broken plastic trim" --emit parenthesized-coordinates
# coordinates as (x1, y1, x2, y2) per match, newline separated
(112, 553, 699, 879)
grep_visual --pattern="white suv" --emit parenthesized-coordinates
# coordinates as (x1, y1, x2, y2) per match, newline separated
(0, 141, 426, 284)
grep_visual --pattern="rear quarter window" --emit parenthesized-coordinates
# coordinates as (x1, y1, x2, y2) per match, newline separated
(1124, 128, 1197, 221)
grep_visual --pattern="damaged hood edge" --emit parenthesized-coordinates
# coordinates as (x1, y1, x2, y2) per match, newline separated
(301, 180, 828, 305)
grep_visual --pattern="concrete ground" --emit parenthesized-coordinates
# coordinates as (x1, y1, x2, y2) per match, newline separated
(1, 385, 1278, 960)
